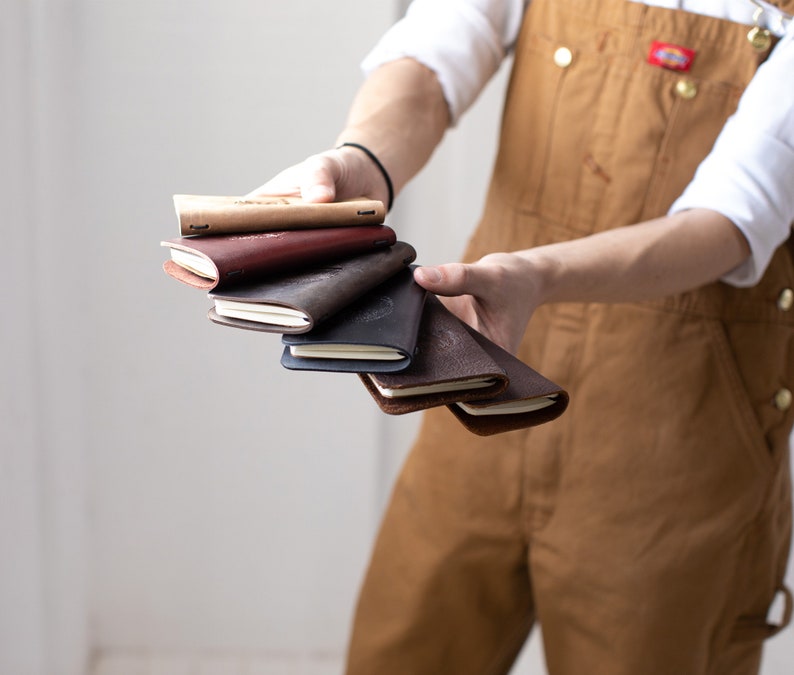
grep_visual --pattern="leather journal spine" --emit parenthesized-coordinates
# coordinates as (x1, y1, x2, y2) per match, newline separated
(174, 194, 386, 236)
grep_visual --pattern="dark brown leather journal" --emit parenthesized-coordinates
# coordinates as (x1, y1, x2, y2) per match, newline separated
(359, 296, 569, 434)
(174, 194, 386, 236)
(280, 267, 427, 373)
(445, 324, 569, 436)
(358, 296, 509, 413)
(207, 242, 417, 334)
(161, 225, 396, 291)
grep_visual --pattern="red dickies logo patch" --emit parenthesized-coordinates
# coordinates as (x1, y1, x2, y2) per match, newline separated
(647, 41, 696, 71)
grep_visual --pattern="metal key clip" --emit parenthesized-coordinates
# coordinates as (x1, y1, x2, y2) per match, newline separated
(747, 0, 773, 52)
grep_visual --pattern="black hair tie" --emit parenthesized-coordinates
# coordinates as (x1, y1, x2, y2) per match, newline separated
(338, 142, 394, 212)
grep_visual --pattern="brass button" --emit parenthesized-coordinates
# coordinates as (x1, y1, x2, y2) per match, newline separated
(774, 388, 792, 411)
(747, 26, 772, 52)
(675, 79, 698, 100)
(554, 47, 573, 68)
(778, 288, 794, 311)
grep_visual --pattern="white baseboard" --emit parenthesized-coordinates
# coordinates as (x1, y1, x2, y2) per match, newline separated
(91, 651, 343, 675)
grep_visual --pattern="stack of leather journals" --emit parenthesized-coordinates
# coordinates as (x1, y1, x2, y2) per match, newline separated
(161, 194, 569, 435)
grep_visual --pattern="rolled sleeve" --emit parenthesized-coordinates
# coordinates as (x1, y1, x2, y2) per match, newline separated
(670, 24, 794, 287)
(361, 0, 526, 124)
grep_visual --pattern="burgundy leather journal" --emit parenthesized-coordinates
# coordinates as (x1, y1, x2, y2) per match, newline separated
(161, 224, 396, 291)
(174, 194, 386, 236)
(207, 242, 417, 334)
(280, 267, 427, 373)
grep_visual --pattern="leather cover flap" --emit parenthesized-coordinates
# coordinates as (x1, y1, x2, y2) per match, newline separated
(357, 296, 509, 414)
(163, 258, 215, 290)
(207, 242, 417, 334)
(446, 325, 570, 435)
(174, 194, 386, 236)
(280, 267, 427, 373)
(161, 225, 396, 291)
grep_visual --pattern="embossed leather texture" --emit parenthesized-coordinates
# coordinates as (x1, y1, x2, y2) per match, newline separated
(280, 267, 427, 373)
(207, 242, 416, 334)
(161, 225, 396, 290)
(360, 296, 569, 435)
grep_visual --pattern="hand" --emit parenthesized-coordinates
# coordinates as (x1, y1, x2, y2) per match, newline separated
(245, 145, 391, 205)
(413, 252, 539, 354)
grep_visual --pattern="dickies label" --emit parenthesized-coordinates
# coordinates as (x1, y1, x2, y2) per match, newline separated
(647, 41, 696, 71)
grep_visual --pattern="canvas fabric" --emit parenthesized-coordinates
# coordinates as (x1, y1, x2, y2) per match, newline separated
(346, 1, 794, 673)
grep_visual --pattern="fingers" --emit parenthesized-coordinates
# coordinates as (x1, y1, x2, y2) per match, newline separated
(245, 142, 393, 206)
(244, 153, 340, 202)
(300, 154, 339, 203)
(243, 167, 302, 200)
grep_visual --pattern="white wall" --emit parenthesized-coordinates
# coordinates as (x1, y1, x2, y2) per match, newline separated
(65, 0, 512, 668)
(2, 2, 89, 674)
(2, 0, 792, 673)
(76, 0, 398, 663)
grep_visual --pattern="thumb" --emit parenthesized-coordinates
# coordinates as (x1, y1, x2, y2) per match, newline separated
(414, 263, 476, 297)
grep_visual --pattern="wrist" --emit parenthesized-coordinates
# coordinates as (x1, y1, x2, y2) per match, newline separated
(336, 141, 394, 211)
(513, 249, 559, 307)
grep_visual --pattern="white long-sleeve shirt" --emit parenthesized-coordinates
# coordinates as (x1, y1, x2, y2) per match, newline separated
(363, 0, 794, 286)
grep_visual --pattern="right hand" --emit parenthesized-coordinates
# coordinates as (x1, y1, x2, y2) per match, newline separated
(413, 252, 540, 355)
(245, 145, 391, 206)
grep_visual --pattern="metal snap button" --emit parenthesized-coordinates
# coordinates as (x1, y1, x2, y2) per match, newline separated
(674, 79, 698, 100)
(554, 47, 573, 68)
(774, 388, 792, 411)
(747, 25, 772, 52)
(777, 288, 794, 311)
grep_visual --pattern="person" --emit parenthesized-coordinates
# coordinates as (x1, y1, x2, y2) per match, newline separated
(250, 0, 794, 673)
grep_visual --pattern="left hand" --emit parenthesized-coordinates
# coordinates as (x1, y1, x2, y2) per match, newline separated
(413, 252, 539, 354)
(244, 146, 391, 206)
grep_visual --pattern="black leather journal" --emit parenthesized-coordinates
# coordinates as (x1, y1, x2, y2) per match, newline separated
(280, 266, 427, 373)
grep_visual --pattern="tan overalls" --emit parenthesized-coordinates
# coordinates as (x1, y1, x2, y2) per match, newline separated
(346, 1, 794, 673)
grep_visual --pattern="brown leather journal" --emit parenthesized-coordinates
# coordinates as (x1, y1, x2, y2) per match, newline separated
(359, 296, 569, 434)
(358, 296, 509, 413)
(446, 324, 569, 436)
(174, 194, 386, 236)
(161, 225, 396, 291)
